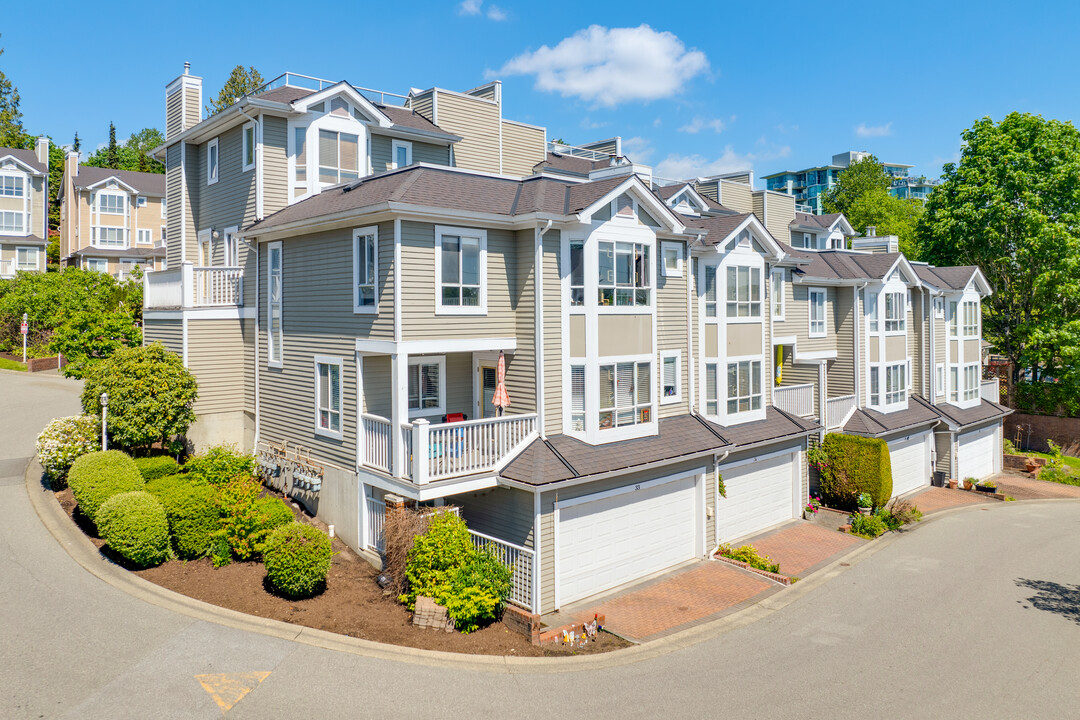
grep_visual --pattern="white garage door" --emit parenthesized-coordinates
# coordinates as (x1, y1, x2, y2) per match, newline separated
(888, 432, 932, 498)
(716, 451, 798, 542)
(557, 473, 699, 607)
(958, 424, 998, 481)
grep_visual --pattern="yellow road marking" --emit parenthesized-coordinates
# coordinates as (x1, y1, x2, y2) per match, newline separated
(195, 672, 271, 714)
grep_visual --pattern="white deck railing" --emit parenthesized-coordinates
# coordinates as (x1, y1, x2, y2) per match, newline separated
(412, 413, 538, 484)
(366, 496, 385, 553)
(469, 529, 534, 612)
(773, 383, 815, 418)
(144, 267, 184, 308)
(194, 266, 243, 306)
(0, 259, 14, 278)
(826, 394, 858, 429)
(981, 378, 1000, 403)
(362, 414, 393, 473)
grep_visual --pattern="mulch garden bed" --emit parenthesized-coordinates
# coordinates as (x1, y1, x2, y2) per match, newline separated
(54, 487, 627, 657)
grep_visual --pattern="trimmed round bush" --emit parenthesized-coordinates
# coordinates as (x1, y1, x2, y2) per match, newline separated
(147, 475, 219, 559)
(67, 450, 145, 524)
(263, 523, 332, 598)
(819, 433, 893, 510)
(97, 491, 171, 567)
(183, 444, 256, 486)
(134, 455, 180, 481)
(35, 415, 101, 488)
(254, 496, 295, 534)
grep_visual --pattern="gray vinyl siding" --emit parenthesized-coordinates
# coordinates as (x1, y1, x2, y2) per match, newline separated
(369, 135, 450, 172)
(166, 90, 184, 139)
(165, 146, 183, 268)
(399, 221, 518, 340)
(360, 355, 391, 418)
(193, 125, 256, 233)
(143, 317, 183, 355)
(407, 91, 434, 123)
(657, 250, 689, 418)
(263, 115, 289, 216)
(830, 287, 855, 396)
(187, 318, 249, 415)
(459, 485, 534, 548)
(542, 233, 561, 436)
(584, 139, 618, 155)
(505, 228, 537, 418)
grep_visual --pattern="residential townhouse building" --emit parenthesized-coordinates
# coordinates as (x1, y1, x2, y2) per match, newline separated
(57, 154, 167, 278)
(141, 67, 1005, 618)
(0, 138, 50, 278)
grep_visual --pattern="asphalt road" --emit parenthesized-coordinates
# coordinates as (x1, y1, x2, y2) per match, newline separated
(2, 369, 1079, 719)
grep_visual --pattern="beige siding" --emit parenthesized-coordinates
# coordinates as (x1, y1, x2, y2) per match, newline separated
(458, 485, 534, 549)
(183, 86, 200, 132)
(762, 193, 795, 245)
(505, 228, 537, 419)
(263, 115, 289, 216)
(144, 317, 183, 355)
(408, 91, 434, 123)
(542, 233, 561, 436)
(369, 135, 450, 173)
(910, 293, 924, 395)
(31, 175, 46, 238)
(400, 221, 517, 340)
(695, 181, 718, 203)
(432, 91, 501, 174)
(584, 139, 618, 155)
(935, 431, 952, 475)
(830, 286, 855, 396)
(778, 284, 838, 354)
(778, 346, 819, 412)
(657, 253, 689, 418)
(501, 121, 545, 177)
(188, 318, 249, 415)
(752, 193, 765, 228)
(719, 180, 753, 213)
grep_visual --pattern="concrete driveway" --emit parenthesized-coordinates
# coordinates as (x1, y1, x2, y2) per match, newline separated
(4, 368, 1080, 719)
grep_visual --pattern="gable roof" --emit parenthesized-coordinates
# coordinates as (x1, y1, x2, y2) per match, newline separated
(843, 395, 943, 437)
(71, 166, 166, 196)
(0, 147, 47, 174)
(684, 212, 785, 260)
(913, 264, 991, 295)
(532, 152, 609, 177)
(785, 245, 917, 284)
(931, 398, 1012, 430)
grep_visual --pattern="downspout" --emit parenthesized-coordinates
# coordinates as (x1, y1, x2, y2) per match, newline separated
(252, 238, 261, 450)
(535, 220, 553, 437)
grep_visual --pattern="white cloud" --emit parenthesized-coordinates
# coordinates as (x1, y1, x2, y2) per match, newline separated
(855, 122, 892, 138)
(486, 4, 507, 20)
(621, 136, 654, 163)
(654, 144, 790, 179)
(458, 0, 482, 15)
(678, 116, 726, 134)
(580, 117, 608, 130)
(653, 118, 663, 127)
(775, 123, 799, 134)
(490, 25, 709, 108)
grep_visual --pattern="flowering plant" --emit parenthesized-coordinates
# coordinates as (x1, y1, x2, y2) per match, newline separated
(36, 415, 101, 487)
(856, 492, 873, 509)
(805, 495, 822, 514)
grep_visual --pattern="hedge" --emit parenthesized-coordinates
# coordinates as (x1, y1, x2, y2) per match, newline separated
(263, 523, 332, 598)
(146, 474, 218, 559)
(184, 445, 256, 486)
(819, 433, 893, 509)
(97, 491, 171, 567)
(67, 450, 145, 524)
(134, 456, 180, 481)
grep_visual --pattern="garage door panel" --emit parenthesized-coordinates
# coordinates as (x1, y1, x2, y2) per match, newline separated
(889, 432, 931, 498)
(558, 475, 698, 606)
(958, 425, 997, 480)
(716, 452, 797, 541)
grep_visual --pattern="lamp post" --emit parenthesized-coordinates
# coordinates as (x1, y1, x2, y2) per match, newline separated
(100, 392, 109, 451)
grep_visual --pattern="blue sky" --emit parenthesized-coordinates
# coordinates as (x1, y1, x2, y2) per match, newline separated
(4, 0, 1078, 184)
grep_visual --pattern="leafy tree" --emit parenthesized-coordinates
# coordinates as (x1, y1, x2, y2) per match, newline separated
(81, 343, 199, 454)
(84, 126, 164, 174)
(823, 154, 924, 256)
(51, 310, 142, 379)
(206, 65, 264, 117)
(0, 41, 31, 149)
(917, 112, 1080, 385)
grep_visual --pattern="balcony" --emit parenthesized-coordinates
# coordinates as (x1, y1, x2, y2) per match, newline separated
(981, 378, 1000, 403)
(362, 412, 538, 484)
(826, 394, 857, 429)
(144, 261, 244, 309)
(0, 259, 13, 278)
(773, 383, 815, 418)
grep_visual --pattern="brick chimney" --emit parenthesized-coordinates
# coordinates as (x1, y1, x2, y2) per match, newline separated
(165, 62, 203, 140)
(35, 136, 49, 166)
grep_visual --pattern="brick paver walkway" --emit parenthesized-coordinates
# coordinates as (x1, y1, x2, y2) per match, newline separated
(910, 487, 992, 515)
(993, 471, 1080, 500)
(744, 522, 864, 578)
(565, 561, 779, 642)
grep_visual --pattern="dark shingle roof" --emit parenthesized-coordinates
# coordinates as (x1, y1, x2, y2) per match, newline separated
(499, 409, 818, 485)
(0, 147, 47, 174)
(793, 212, 844, 230)
(73, 166, 166, 196)
(932, 399, 1011, 429)
(789, 249, 903, 282)
(376, 104, 457, 139)
(254, 86, 316, 104)
(843, 395, 943, 437)
(68, 246, 166, 259)
(533, 152, 609, 176)
(685, 212, 755, 245)
(915, 265, 979, 291)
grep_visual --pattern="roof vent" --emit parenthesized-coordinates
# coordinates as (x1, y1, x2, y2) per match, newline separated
(184, 61, 191, 75)
(866, 225, 877, 237)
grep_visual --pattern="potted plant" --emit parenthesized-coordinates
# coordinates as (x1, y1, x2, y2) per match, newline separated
(1025, 457, 1039, 473)
(804, 495, 822, 520)
(976, 479, 997, 493)
(856, 492, 873, 515)
(948, 478, 958, 489)
(962, 478, 976, 491)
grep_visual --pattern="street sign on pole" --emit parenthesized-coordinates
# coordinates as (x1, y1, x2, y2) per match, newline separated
(21, 312, 27, 363)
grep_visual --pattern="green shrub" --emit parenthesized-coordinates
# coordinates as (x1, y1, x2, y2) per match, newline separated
(1003, 438, 1017, 455)
(850, 513, 887, 539)
(35, 414, 101, 488)
(263, 523, 332, 598)
(875, 498, 923, 531)
(254, 496, 295, 533)
(400, 511, 513, 633)
(718, 544, 780, 574)
(97, 491, 171, 567)
(819, 433, 893, 510)
(184, 444, 256, 486)
(80, 343, 198, 454)
(213, 477, 291, 561)
(148, 477, 219, 559)
(67, 450, 145, 524)
(134, 455, 180, 481)
(1037, 439, 1080, 486)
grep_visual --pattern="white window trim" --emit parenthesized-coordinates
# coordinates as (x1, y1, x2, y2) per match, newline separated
(391, 139, 413, 169)
(434, 225, 487, 315)
(808, 287, 827, 338)
(660, 241, 683, 278)
(136, 228, 152, 245)
(724, 264, 763, 321)
(207, 138, 219, 185)
(313, 355, 344, 440)
(934, 296, 944, 319)
(936, 363, 945, 396)
(884, 291, 906, 334)
(95, 190, 127, 215)
(135, 196, 147, 208)
(161, 197, 167, 219)
(15, 246, 38, 271)
(724, 358, 765, 418)
(660, 350, 682, 405)
(352, 225, 379, 314)
(407, 355, 446, 418)
(595, 356, 656, 440)
(266, 241, 283, 368)
(771, 267, 785, 321)
(242, 121, 257, 173)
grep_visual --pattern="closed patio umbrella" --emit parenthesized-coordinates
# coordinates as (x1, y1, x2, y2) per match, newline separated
(492, 351, 510, 416)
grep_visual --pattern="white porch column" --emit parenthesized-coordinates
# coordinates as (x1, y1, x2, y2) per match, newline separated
(819, 360, 828, 440)
(355, 351, 364, 471)
(391, 351, 409, 477)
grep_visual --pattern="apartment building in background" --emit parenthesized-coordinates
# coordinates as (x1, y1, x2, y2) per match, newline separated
(0, 138, 50, 277)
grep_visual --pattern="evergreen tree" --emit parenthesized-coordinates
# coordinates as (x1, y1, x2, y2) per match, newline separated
(72, 132, 80, 153)
(105, 122, 119, 169)
(84, 127, 164, 174)
(206, 65, 265, 117)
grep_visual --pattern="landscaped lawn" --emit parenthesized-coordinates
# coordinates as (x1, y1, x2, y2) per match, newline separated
(1028, 451, 1080, 472)
(0, 357, 27, 371)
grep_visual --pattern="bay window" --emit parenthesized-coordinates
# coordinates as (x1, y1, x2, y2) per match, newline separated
(0, 174, 24, 197)
(598, 240, 650, 307)
(949, 301, 958, 337)
(436, 227, 486, 312)
(866, 290, 878, 332)
(962, 364, 979, 402)
(570, 366, 585, 431)
(870, 366, 880, 405)
(318, 129, 359, 184)
(569, 241, 584, 306)
(93, 227, 125, 247)
(598, 361, 652, 429)
(705, 363, 718, 415)
(97, 192, 126, 215)
(885, 363, 906, 404)
(962, 301, 979, 336)
(885, 292, 905, 332)
(726, 266, 761, 318)
(294, 127, 308, 183)
(703, 266, 717, 317)
(16, 246, 38, 271)
(0, 210, 24, 233)
(727, 360, 762, 414)
(771, 268, 784, 320)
